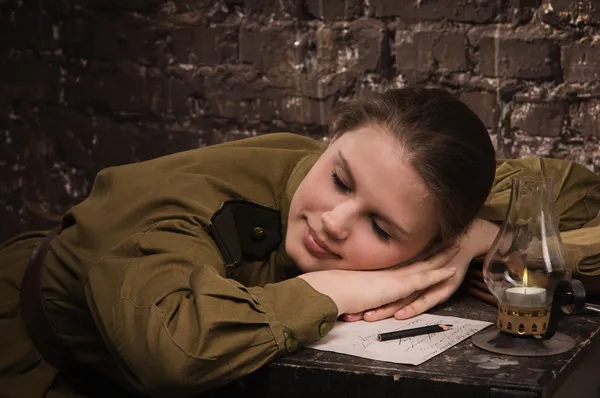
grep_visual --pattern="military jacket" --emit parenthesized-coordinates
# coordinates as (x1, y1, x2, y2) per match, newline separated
(6, 133, 600, 396)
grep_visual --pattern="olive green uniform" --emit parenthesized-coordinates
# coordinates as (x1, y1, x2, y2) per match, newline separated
(1, 133, 600, 397)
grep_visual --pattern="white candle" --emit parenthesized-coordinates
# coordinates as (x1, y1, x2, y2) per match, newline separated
(505, 287, 547, 307)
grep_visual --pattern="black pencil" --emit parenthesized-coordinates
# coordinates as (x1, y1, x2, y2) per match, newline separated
(377, 324, 453, 342)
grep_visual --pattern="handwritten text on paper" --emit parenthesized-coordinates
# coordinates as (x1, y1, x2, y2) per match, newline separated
(307, 314, 492, 365)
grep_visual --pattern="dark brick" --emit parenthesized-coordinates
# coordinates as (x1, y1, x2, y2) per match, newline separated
(191, 26, 238, 65)
(570, 100, 600, 138)
(147, 74, 193, 116)
(372, 0, 498, 22)
(73, 15, 119, 59)
(354, 74, 390, 99)
(507, 1, 542, 9)
(242, 0, 306, 19)
(507, 131, 557, 158)
(9, 8, 40, 50)
(278, 96, 335, 125)
(3, 6, 59, 52)
(41, 107, 97, 168)
(188, 65, 270, 102)
(66, 62, 149, 114)
(204, 95, 281, 122)
(306, 0, 363, 20)
(240, 21, 384, 95)
(171, 28, 194, 62)
(294, 73, 352, 99)
(120, 18, 160, 65)
(0, 108, 32, 173)
(167, 78, 194, 116)
(5, 56, 61, 102)
(172, 1, 239, 24)
(551, 0, 600, 25)
(173, 26, 238, 65)
(0, 61, 10, 106)
(62, 14, 157, 64)
(316, 19, 385, 76)
(206, 129, 263, 148)
(0, 202, 23, 242)
(60, 18, 91, 56)
(478, 34, 560, 79)
(102, 66, 149, 114)
(503, 0, 541, 24)
(396, 27, 468, 75)
(186, 65, 280, 120)
(82, 117, 145, 166)
(562, 40, 600, 83)
(510, 102, 565, 137)
(239, 23, 297, 72)
(1, 105, 58, 175)
(87, 0, 164, 11)
(459, 91, 499, 130)
(136, 126, 205, 160)
(41, 107, 156, 168)
(64, 61, 115, 109)
(6, 0, 600, 240)
(0, 9, 11, 56)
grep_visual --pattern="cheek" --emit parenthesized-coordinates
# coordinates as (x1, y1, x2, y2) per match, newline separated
(296, 175, 335, 212)
(342, 235, 401, 270)
(344, 230, 423, 270)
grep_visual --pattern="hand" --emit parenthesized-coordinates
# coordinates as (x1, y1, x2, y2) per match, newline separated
(298, 248, 459, 316)
(342, 219, 500, 322)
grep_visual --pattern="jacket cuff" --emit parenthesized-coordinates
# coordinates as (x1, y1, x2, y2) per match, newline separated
(248, 278, 338, 354)
(562, 228, 600, 274)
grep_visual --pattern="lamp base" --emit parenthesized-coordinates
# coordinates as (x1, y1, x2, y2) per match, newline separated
(471, 328, 575, 357)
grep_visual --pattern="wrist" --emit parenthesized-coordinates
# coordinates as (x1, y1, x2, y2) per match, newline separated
(298, 271, 346, 316)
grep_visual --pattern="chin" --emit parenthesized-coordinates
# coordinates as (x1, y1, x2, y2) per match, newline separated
(299, 252, 334, 273)
(286, 242, 317, 274)
(287, 247, 312, 273)
(286, 225, 330, 273)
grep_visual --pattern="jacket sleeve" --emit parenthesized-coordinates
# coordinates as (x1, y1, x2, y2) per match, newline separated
(84, 219, 338, 397)
(478, 158, 600, 284)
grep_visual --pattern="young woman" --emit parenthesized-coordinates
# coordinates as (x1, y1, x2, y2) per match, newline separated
(1, 88, 599, 397)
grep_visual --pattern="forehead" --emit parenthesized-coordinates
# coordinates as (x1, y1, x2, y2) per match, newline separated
(329, 128, 436, 232)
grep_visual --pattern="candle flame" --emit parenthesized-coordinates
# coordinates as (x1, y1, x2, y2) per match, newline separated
(523, 267, 529, 287)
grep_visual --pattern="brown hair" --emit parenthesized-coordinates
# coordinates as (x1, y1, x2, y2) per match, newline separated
(330, 87, 496, 251)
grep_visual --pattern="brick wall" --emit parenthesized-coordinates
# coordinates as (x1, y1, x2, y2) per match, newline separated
(1, 0, 600, 240)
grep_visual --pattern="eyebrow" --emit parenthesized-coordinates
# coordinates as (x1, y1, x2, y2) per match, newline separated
(337, 150, 411, 238)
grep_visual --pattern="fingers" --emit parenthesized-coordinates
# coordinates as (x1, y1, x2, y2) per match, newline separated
(395, 283, 457, 320)
(393, 249, 474, 319)
(341, 312, 364, 322)
(362, 292, 420, 322)
(394, 246, 460, 276)
(374, 267, 455, 320)
(394, 266, 456, 298)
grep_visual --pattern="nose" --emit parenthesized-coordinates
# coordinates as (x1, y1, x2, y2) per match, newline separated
(321, 201, 356, 241)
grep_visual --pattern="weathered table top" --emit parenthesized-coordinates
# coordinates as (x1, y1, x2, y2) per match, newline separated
(232, 294, 600, 398)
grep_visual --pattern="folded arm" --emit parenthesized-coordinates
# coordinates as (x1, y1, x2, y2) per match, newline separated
(85, 219, 337, 396)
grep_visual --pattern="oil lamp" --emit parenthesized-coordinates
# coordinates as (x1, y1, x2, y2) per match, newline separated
(471, 177, 586, 356)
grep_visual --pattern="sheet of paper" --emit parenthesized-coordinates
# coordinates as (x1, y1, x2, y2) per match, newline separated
(307, 314, 492, 365)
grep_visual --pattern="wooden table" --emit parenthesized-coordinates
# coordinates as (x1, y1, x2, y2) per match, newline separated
(228, 295, 600, 398)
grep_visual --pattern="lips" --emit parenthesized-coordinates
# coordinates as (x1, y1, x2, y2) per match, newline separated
(304, 224, 339, 259)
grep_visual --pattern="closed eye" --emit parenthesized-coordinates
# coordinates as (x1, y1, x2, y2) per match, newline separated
(332, 172, 351, 194)
(370, 217, 391, 241)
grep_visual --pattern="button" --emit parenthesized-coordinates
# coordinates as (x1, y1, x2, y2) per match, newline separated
(251, 226, 266, 241)
(319, 320, 330, 337)
(284, 334, 298, 352)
